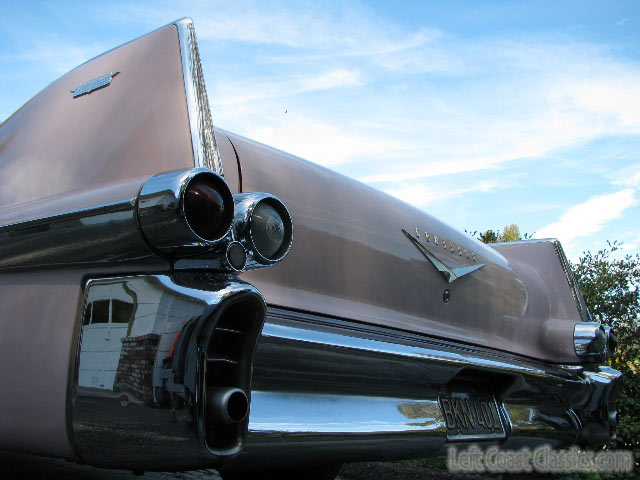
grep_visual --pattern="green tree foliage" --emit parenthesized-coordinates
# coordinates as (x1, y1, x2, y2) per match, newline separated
(498, 223, 521, 242)
(470, 224, 531, 243)
(572, 241, 640, 466)
(479, 229, 499, 243)
(476, 225, 640, 467)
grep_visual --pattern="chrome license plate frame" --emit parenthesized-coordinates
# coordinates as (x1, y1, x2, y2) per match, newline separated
(438, 388, 507, 441)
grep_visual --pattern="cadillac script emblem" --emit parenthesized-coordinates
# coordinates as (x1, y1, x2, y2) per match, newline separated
(71, 71, 119, 98)
(402, 228, 485, 284)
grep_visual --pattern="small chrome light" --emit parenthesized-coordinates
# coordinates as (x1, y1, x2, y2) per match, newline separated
(233, 193, 293, 268)
(226, 241, 247, 271)
(574, 322, 607, 363)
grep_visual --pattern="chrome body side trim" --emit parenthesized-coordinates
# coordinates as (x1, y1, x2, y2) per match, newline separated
(174, 18, 223, 175)
(0, 199, 154, 270)
(72, 273, 266, 469)
(0, 169, 250, 272)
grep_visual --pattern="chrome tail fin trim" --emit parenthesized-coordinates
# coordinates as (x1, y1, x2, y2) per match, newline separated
(174, 18, 223, 175)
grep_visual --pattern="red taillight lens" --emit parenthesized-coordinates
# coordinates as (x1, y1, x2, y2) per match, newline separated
(184, 180, 227, 241)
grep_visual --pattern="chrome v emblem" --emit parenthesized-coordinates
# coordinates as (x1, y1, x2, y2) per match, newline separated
(402, 229, 485, 284)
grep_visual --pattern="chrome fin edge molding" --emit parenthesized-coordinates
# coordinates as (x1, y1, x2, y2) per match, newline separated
(174, 18, 223, 175)
(551, 239, 592, 323)
(491, 238, 592, 324)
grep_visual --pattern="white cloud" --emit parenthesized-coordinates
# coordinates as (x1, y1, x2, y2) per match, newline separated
(357, 54, 640, 183)
(382, 180, 499, 208)
(11, 38, 107, 75)
(213, 69, 362, 106)
(534, 189, 637, 243)
(102, 2, 640, 188)
(245, 114, 400, 166)
(612, 164, 640, 188)
(102, 0, 442, 57)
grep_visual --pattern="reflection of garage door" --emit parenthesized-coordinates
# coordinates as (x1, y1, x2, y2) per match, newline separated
(78, 299, 133, 390)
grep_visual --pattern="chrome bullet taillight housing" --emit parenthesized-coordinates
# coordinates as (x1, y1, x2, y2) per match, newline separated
(136, 169, 293, 272)
(574, 322, 617, 363)
(137, 168, 234, 255)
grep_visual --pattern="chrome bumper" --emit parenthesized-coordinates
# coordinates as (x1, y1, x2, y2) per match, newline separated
(71, 275, 621, 471)
(233, 308, 620, 469)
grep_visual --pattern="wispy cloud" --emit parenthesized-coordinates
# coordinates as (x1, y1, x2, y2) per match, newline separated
(93, 1, 640, 187)
(5, 37, 107, 75)
(245, 113, 401, 166)
(535, 189, 637, 243)
(213, 69, 362, 106)
(613, 164, 640, 188)
(100, 0, 442, 56)
(382, 180, 499, 208)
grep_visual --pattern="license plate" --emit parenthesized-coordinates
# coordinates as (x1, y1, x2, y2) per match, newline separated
(438, 388, 507, 441)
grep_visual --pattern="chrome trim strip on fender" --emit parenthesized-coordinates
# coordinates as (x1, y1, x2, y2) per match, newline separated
(174, 18, 223, 175)
(0, 168, 244, 271)
(0, 198, 153, 270)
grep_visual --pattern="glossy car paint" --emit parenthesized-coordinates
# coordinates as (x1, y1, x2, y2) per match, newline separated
(224, 132, 580, 363)
(0, 25, 193, 226)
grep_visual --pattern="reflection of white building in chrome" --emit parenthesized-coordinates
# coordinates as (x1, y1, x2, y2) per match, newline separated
(78, 279, 196, 393)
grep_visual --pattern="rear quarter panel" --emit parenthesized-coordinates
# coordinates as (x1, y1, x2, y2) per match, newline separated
(225, 132, 579, 363)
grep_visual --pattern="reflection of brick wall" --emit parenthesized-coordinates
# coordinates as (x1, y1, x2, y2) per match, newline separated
(114, 334, 160, 404)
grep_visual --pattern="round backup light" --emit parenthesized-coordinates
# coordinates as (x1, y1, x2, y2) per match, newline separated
(226, 241, 247, 271)
(251, 202, 287, 259)
(184, 176, 233, 242)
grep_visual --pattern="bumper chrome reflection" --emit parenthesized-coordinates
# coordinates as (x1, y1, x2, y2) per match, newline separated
(72, 285, 621, 471)
(227, 308, 621, 469)
(72, 273, 265, 470)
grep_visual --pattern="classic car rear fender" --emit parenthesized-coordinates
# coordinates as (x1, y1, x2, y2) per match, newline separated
(222, 130, 612, 364)
(0, 16, 622, 472)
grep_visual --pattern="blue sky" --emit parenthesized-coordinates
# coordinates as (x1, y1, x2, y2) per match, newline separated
(2, 1, 639, 261)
